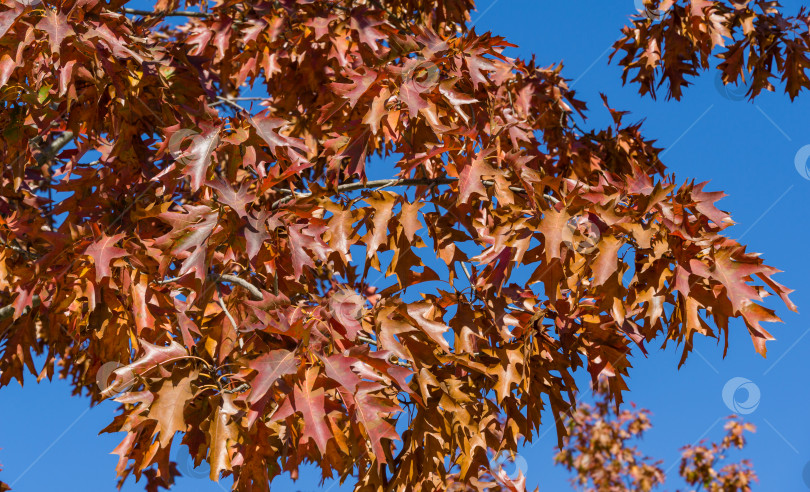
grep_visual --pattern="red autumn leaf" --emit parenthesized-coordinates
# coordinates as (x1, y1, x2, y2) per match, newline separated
(353, 382, 400, 464)
(537, 207, 571, 262)
(0, 2, 23, 40)
(36, 8, 74, 55)
(247, 349, 298, 405)
(175, 125, 222, 191)
(103, 340, 187, 397)
(332, 68, 379, 108)
(147, 374, 194, 448)
(457, 151, 496, 203)
(207, 396, 238, 481)
(293, 367, 331, 455)
(249, 114, 308, 156)
(208, 179, 255, 219)
(244, 209, 271, 260)
(84, 233, 128, 282)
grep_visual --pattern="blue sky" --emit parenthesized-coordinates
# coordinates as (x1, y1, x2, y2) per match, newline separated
(2, 1, 810, 491)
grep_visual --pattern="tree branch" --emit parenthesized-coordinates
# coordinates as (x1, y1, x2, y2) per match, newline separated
(219, 274, 264, 300)
(0, 133, 74, 324)
(0, 238, 37, 260)
(221, 382, 250, 394)
(33, 131, 74, 165)
(217, 292, 245, 350)
(212, 96, 249, 111)
(121, 7, 215, 18)
(2, 270, 264, 328)
(155, 273, 264, 301)
(357, 334, 378, 346)
(271, 177, 560, 207)
(0, 296, 41, 322)
(357, 334, 411, 367)
(211, 97, 268, 108)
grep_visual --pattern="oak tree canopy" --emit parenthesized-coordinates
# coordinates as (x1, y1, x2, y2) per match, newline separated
(0, 0, 803, 490)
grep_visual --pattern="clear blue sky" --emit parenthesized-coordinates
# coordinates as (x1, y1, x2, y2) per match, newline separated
(2, 1, 809, 491)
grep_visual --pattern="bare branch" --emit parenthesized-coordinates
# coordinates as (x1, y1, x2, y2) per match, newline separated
(212, 96, 248, 111)
(121, 7, 215, 18)
(221, 382, 251, 394)
(0, 133, 73, 324)
(0, 238, 37, 259)
(219, 274, 264, 300)
(356, 334, 411, 367)
(271, 177, 559, 207)
(211, 96, 268, 109)
(155, 273, 264, 301)
(357, 334, 378, 346)
(218, 296, 240, 332)
(0, 296, 41, 323)
(33, 131, 74, 165)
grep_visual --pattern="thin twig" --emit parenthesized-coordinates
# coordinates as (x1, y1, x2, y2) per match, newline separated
(121, 7, 215, 18)
(33, 131, 74, 165)
(217, 294, 245, 350)
(0, 238, 36, 260)
(357, 334, 378, 346)
(390, 358, 411, 368)
(213, 96, 249, 111)
(213, 97, 267, 105)
(356, 334, 412, 367)
(218, 296, 240, 332)
(154, 273, 263, 301)
(221, 382, 250, 394)
(0, 133, 74, 329)
(271, 177, 559, 208)
(459, 262, 475, 302)
(0, 295, 41, 322)
(219, 274, 264, 300)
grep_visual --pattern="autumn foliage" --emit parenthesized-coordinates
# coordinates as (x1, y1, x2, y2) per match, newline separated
(614, 0, 810, 100)
(0, 0, 804, 490)
(555, 385, 757, 492)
